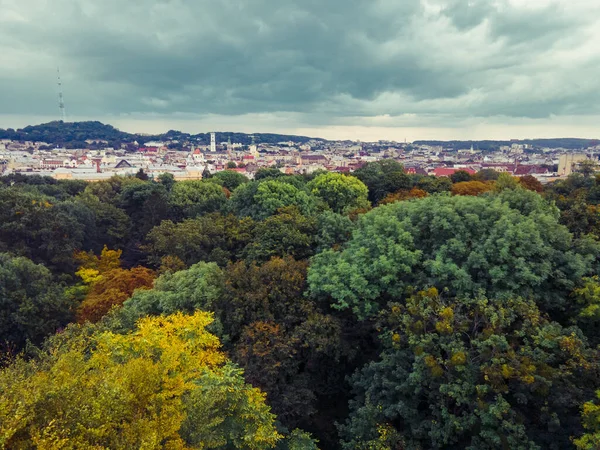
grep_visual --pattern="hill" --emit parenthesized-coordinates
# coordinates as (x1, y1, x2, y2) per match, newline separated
(0, 121, 323, 149)
(413, 138, 599, 151)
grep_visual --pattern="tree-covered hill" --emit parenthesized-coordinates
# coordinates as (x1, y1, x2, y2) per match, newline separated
(413, 138, 598, 151)
(0, 121, 323, 148)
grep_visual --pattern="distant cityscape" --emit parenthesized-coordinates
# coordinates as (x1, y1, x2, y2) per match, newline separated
(1, 122, 599, 183)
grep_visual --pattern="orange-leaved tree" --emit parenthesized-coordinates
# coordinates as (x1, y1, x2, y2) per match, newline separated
(518, 174, 544, 192)
(379, 187, 428, 205)
(76, 266, 155, 323)
(74, 245, 155, 323)
(451, 180, 494, 196)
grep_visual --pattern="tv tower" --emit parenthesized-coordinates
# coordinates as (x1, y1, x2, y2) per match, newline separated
(57, 67, 66, 122)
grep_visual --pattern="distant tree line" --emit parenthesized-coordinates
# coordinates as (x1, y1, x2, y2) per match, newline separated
(413, 138, 597, 151)
(0, 121, 319, 148)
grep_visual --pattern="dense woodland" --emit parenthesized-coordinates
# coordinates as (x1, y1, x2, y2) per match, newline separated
(2, 162, 600, 449)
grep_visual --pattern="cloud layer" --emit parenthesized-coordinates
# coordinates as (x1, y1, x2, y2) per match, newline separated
(1, 0, 599, 138)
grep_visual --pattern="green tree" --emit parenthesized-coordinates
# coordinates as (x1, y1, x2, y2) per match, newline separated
(354, 160, 410, 203)
(120, 261, 224, 327)
(135, 168, 149, 180)
(82, 175, 145, 205)
(157, 172, 176, 191)
(229, 180, 319, 220)
(0, 188, 92, 273)
(0, 253, 74, 353)
(450, 170, 472, 183)
(307, 173, 369, 214)
(315, 211, 355, 252)
(494, 172, 520, 191)
(118, 181, 171, 238)
(474, 168, 501, 181)
(415, 175, 452, 194)
(244, 207, 317, 263)
(145, 213, 255, 267)
(341, 290, 599, 450)
(577, 159, 597, 178)
(212, 170, 250, 191)
(75, 191, 130, 251)
(255, 168, 285, 180)
(308, 191, 597, 319)
(170, 180, 227, 217)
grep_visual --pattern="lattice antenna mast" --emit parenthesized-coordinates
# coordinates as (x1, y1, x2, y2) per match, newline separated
(57, 67, 66, 122)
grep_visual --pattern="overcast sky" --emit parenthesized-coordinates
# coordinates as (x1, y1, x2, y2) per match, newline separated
(1, 0, 599, 141)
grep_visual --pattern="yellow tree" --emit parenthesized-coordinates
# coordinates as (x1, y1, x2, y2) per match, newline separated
(74, 245, 122, 284)
(575, 391, 600, 449)
(0, 312, 282, 449)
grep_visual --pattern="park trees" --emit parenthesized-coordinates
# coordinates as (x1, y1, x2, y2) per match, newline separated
(74, 246, 156, 323)
(120, 257, 347, 440)
(243, 207, 317, 263)
(379, 187, 428, 205)
(450, 170, 473, 183)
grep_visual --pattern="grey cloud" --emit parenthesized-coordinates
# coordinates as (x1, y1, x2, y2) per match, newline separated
(0, 0, 599, 127)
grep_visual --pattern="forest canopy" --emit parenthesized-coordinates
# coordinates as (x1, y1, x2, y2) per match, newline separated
(2, 163, 600, 449)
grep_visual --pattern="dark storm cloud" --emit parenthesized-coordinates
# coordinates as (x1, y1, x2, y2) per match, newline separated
(0, 0, 599, 124)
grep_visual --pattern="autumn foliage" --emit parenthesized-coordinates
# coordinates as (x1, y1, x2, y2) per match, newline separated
(379, 187, 428, 205)
(519, 174, 544, 192)
(76, 267, 155, 323)
(0, 312, 281, 449)
(451, 180, 494, 196)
